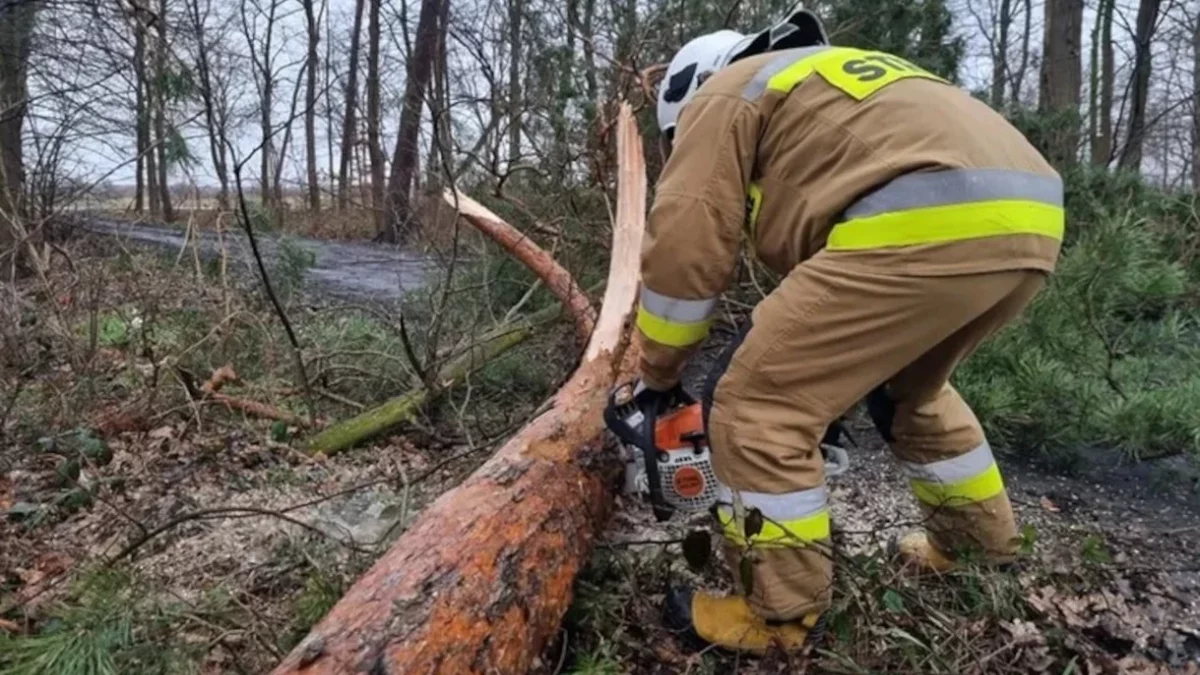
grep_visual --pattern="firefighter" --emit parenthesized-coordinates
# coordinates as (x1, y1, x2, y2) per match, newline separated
(634, 4, 1064, 655)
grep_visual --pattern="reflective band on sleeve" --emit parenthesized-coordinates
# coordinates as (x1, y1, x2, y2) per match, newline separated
(741, 46, 829, 100)
(639, 288, 717, 324)
(636, 305, 712, 348)
(843, 169, 1063, 220)
(715, 485, 831, 547)
(901, 442, 1007, 506)
(827, 200, 1064, 250)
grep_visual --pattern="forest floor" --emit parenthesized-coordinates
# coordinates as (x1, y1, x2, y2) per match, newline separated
(2, 233, 1198, 674)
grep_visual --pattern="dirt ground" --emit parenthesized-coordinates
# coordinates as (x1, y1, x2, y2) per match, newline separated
(3, 237, 1199, 674)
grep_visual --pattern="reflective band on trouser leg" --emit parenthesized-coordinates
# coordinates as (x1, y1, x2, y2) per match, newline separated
(636, 288, 716, 348)
(900, 442, 1006, 507)
(828, 168, 1065, 250)
(715, 484, 831, 548)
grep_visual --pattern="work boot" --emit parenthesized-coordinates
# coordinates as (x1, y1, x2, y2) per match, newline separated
(888, 531, 958, 574)
(663, 586, 826, 655)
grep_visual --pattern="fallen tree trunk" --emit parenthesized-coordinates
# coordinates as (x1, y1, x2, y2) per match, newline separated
(270, 102, 647, 675)
(444, 188, 598, 347)
(305, 302, 565, 455)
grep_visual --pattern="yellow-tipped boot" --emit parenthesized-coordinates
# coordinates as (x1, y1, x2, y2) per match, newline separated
(663, 586, 826, 655)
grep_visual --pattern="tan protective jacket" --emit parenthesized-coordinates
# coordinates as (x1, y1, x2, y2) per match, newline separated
(636, 46, 1064, 390)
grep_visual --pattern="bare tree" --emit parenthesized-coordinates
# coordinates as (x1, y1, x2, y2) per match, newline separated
(366, 0, 383, 229)
(1119, 0, 1165, 171)
(1039, 0, 1083, 165)
(302, 0, 320, 211)
(1089, 0, 1116, 166)
(242, 0, 283, 210)
(185, 0, 232, 209)
(1193, 6, 1199, 189)
(507, 0, 523, 167)
(336, 0, 364, 210)
(153, 0, 175, 221)
(380, 0, 445, 243)
(0, 0, 36, 279)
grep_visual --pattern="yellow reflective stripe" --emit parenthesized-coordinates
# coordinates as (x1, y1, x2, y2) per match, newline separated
(827, 200, 1064, 251)
(764, 47, 946, 99)
(717, 507, 831, 548)
(910, 462, 1005, 506)
(636, 305, 712, 348)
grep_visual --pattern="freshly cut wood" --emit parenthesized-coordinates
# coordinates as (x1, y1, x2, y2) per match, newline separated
(444, 187, 598, 346)
(270, 102, 647, 675)
(305, 302, 564, 455)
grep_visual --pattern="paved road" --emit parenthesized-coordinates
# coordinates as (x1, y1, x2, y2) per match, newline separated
(78, 217, 432, 301)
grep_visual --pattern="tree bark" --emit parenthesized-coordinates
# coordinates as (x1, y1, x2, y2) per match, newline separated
(0, 0, 36, 280)
(1096, 0, 1115, 166)
(153, 0, 174, 222)
(989, 0, 1012, 108)
(269, 102, 647, 675)
(336, 0, 364, 210)
(1118, 0, 1163, 171)
(379, 0, 444, 243)
(133, 8, 148, 214)
(303, 0, 320, 211)
(1038, 0, 1083, 165)
(506, 0, 522, 168)
(366, 0, 383, 230)
(1192, 11, 1199, 190)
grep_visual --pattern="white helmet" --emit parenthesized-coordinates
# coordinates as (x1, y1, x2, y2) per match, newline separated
(656, 3, 830, 138)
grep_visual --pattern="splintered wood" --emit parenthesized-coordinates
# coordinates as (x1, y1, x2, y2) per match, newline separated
(269, 102, 647, 675)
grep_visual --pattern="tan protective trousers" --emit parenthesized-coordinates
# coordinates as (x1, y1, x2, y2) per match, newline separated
(706, 251, 1046, 621)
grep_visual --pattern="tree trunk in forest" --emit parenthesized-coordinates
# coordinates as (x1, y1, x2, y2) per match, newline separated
(1192, 12, 1199, 190)
(1118, 0, 1163, 172)
(336, 0, 364, 210)
(255, 0, 278, 211)
(303, 0, 320, 211)
(153, 0, 174, 223)
(379, 0, 443, 243)
(990, 0, 1012, 108)
(507, 0, 522, 169)
(1094, 0, 1115, 166)
(187, 0, 231, 209)
(1038, 0, 1083, 166)
(1009, 0, 1032, 103)
(366, 0, 383, 230)
(0, 0, 36, 280)
(133, 10, 148, 214)
(270, 102, 647, 675)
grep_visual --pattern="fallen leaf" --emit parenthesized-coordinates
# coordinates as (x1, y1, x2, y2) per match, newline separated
(1039, 496, 1060, 513)
(148, 425, 176, 440)
(0, 618, 20, 633)
(0, 474, 12, 511)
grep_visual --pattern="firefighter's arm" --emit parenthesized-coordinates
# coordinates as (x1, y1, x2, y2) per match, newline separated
(636, 93, 761, 391)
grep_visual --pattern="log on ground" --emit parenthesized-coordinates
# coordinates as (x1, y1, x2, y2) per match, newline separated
(269, 101, 648, 675)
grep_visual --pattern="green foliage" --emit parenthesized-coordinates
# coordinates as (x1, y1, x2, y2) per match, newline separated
(1005, 106, 1084, 168)
(824, 0, 964, 80)
(272, 236, 316, 303)
(955, 207, 1200, 461)
(282, 568, 344, 650)
(0, 569, 196, 675)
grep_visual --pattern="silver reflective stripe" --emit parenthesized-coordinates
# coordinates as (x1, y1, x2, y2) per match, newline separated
(715, 484, 828, 521)
(844, 169, 1063, 220)
(900, 442, 996, 484)
(741, 46, 830, 100)
(639, 288, 717, 323)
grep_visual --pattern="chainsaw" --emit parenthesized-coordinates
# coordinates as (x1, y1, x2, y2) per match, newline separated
(604, 380, 852, 521)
